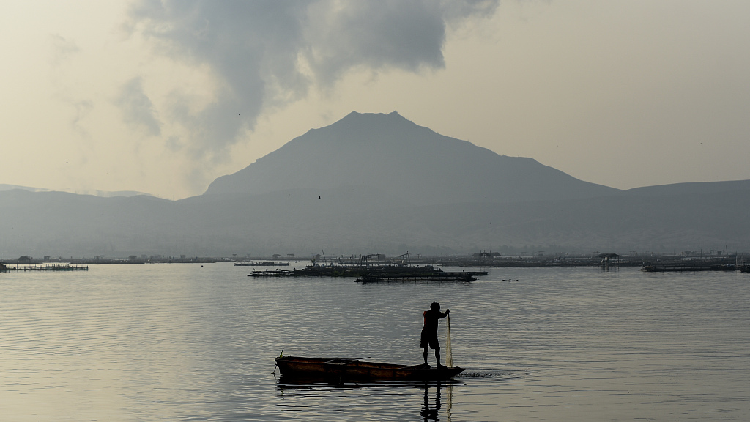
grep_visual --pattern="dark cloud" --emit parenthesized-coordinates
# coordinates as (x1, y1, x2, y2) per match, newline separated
(304, 1, 446, 86)
(127, 0, 498, 156)
(115, 77, 161, 136)
(304, 1, 499, 85)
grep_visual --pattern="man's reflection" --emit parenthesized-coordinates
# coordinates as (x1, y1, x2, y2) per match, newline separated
(420, 382, 443, 421)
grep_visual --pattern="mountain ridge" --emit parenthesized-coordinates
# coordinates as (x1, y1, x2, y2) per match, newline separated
(0, 184, 152, 198)
(205, 111, 617, 205)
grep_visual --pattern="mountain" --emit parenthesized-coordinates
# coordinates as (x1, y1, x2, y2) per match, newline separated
(206, 111, 616, 204)
(0, 184, 152, 198)
(2, 111, 750, 258)
(621, 179, 750, 197)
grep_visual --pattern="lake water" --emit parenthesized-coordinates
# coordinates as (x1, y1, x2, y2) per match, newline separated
(1, 263, 748, 421)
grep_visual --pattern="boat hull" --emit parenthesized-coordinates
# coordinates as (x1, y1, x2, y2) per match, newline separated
(275, 356, 463, 382)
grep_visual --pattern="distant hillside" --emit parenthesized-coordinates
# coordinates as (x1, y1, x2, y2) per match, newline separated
(0, 184, 151, 198)
(2, 184, 750, 257)
(2, 112, 750, 258)
(622, 179, 750, 197)
(206, 111, 616, 205)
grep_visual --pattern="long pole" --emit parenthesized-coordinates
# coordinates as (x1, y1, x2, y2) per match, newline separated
(446, 314, 453, 368)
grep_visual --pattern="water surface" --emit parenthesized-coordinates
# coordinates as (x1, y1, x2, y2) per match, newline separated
(1, 264, 748, 421)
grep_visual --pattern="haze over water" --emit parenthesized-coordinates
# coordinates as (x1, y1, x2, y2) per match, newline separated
(1, 264, 748, 421)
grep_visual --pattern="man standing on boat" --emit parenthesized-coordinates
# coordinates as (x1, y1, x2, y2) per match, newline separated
(421, 302, 450, 367)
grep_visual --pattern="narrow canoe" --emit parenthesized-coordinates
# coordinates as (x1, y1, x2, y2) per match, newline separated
(275, 356, 464, 382)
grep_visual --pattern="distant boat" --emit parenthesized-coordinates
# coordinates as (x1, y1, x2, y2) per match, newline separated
(275, 356, 463, 383)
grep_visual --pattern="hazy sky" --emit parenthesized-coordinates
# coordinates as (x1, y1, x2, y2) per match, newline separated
(2, 0, 749, 199)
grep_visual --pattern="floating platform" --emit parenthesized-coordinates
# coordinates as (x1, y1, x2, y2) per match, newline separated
(249, 269, 295, 277)
(355, 271, 483, 283)
(235, 261, 290, 267)
(0, 264, 89, 272)
(354, 265, 485, 282)
(642, 263, 737, 272)
(247, 264, 486, 282)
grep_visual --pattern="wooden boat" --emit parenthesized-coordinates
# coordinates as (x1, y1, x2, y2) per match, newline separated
(275, 356, 464, 383)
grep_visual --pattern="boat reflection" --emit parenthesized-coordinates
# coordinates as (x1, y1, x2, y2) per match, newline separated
(276, 378, 455, 421)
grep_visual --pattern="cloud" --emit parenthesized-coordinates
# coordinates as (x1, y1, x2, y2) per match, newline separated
(115, 77, 162, 136)
(50, 34, 80, 66)
(126, 0, 498, 157)
(303, 1, 446, 86)
(71, 99, 94, 140)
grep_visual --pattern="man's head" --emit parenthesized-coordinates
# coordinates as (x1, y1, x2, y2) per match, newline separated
(430, 302, 440, 311)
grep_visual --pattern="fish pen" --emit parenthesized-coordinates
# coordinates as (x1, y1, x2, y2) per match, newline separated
(1, 264, 89, 272)
(355, 271, 483, 283)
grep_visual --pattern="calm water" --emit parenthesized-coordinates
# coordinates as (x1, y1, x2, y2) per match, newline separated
(1, 263, 749, 421)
